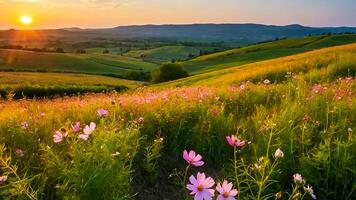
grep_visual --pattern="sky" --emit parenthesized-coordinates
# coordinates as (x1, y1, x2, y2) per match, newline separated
(0, 0, 355, 29)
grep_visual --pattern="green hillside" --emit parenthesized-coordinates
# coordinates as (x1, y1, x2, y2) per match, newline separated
(124, 45, 212, 63)
(0, 72, 142, 87)
(157, 43, 356, 87)
(0, 71, 143, 98)
(0, 49, 157, 77)
(183, 34, 356, 74)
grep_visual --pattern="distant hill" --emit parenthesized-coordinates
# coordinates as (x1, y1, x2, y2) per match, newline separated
(99, 23, 356, 43)
(1, 24, 356, 45)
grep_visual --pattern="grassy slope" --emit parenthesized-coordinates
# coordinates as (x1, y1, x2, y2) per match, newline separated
(0, 72, 142, 88)
(124, 45, 208, 63)
(0, 49, 157, 76)
(183, 34, 356, 74)
(156, 43, 356, 87)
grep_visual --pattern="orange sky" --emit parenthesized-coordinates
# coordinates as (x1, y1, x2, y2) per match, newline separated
(1, 0, 355, 29)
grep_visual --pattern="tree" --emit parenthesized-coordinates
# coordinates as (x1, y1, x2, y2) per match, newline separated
(151, 63, 189, 83)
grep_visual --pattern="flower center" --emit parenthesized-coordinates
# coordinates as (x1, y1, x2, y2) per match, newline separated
(223, 192, 230, 198)
(197, 185, 204, 192)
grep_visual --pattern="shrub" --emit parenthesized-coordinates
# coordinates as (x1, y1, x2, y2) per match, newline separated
(151, 63, 189, 83)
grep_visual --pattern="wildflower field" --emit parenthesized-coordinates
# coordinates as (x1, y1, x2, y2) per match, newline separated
(0, 44, 355, 200)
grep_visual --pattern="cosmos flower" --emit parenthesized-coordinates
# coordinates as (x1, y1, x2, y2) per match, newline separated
(79, 122, 96, 140)
(226, 135, 247, 150)
(71, 122, 81, 133)
(83, 122, 96, 135)
(226, 135, 237, 146)
(78, 133, 90, 141)
(216, 180, 238, 200)
(97, 109, 108, 117)
(186, 172, 215, 200)
(53, 131, 64, 143)
(183, 150, 204, 167)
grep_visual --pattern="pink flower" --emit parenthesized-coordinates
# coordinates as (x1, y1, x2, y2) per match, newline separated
(312, 84, 324, 94)
(83, 122, 96, 135)
(71, 122, 81, 133)
(226, 135, 247, 150)
(97, 109, 108, 117)
(216, 180, 238, 200)
(239, 84, 245, 90)
(183, 150, 204, 167)
(186, 172, 215, 200)
(235, 139, 246, 149)
(79, 134, 90, 141)
(53, 131, 64, 143)
(15, 149, 25, 157)
(226, 135, 237, 146)
(293, 173, 303, 184)
(79, 122, 96, 140)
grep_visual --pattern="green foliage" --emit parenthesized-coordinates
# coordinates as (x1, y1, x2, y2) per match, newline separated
(151, 63, 189, 83)
(0, 145, 41, 199)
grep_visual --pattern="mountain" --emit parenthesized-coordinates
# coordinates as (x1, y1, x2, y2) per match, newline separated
(1, 24, 356, 45)
(99, 23, 356, 43)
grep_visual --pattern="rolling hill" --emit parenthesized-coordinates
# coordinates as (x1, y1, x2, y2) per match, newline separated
(0, 49, 157, 77)
(157, 43, 356, 87)
(182, 34, 356, 74)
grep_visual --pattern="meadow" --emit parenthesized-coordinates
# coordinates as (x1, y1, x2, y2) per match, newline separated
(0, 49, 157, 77)
(182, 34, 356, 74)
(0, 42, 355, 200)
(0, 72, 142, 99)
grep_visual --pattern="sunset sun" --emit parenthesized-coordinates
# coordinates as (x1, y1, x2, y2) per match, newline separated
(19, 16, 32, 25)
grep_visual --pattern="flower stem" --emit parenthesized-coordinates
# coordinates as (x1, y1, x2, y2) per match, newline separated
(234, 146, 241, 200)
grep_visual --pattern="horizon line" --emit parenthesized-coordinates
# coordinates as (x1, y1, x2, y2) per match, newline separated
(1, 22, 356, 31)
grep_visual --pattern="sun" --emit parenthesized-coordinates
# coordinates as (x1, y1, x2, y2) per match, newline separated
(19, 16, 33, 25)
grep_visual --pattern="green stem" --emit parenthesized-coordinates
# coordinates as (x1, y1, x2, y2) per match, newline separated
(234, 146, 241, 200)
(182, 165, 190, 199)
(266, 129, 274, 158)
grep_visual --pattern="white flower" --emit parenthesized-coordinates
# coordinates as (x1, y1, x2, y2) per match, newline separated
(304, 185, 317, 199)
(263, 79, 271, 84)
(0, 175, 8, 185)
(111, 152, 120, 157)
(274, 148, 284, 159)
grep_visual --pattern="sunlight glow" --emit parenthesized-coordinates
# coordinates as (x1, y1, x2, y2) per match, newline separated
(19, 16, 33, 25)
